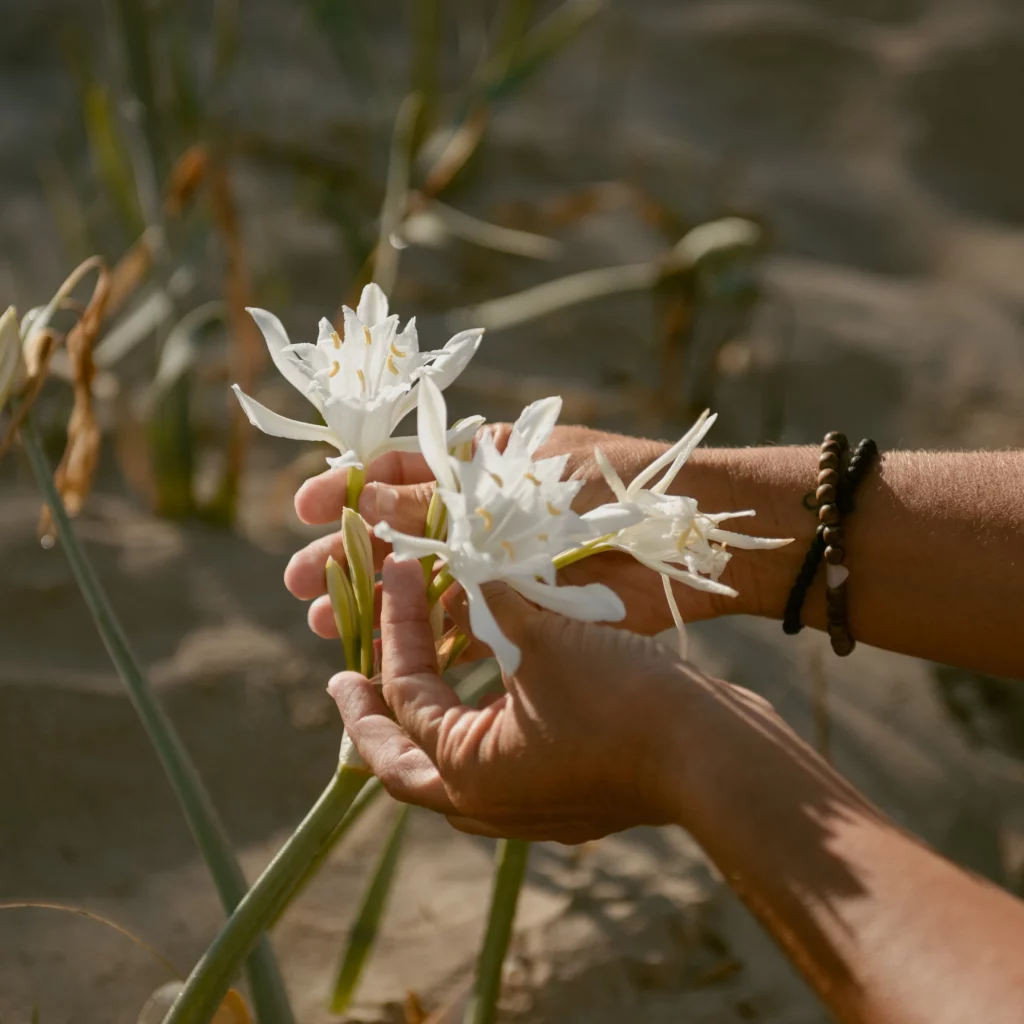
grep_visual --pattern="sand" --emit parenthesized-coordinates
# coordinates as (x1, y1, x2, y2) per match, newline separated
(2, 0, 1024, 1021)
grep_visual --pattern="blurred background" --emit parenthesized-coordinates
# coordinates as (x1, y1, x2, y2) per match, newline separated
(2, 1, 1024, 1021)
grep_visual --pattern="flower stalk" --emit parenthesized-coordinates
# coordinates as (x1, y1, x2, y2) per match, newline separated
(19, 414, 293, 1024)
(164, 764, 371, 1023)
(341, 508, 376, 677)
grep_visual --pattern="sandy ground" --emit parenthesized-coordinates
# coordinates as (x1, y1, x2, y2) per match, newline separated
(3, 0, 1024, 1021)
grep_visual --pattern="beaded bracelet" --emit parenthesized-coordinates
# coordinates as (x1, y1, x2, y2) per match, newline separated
(782, 433, 879, 655)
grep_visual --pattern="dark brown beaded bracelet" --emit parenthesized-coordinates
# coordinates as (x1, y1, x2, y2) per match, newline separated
(782, 433, 878, 651)
(783, 432, 848, 634)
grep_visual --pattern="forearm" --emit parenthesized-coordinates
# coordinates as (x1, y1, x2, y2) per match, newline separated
(680, 447, 1024, 678)
(669, 673, 1024, 1024)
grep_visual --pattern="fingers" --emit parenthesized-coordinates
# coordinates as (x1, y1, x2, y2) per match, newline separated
(284, 529, 390, 600)
(446, 582, 546, 667)
(328, 672, 457, 815)
(379, 558, 474, 762)
(308, 581, 383, 640)
(358, 480, 434, 534)
(294, 450, 435, 525)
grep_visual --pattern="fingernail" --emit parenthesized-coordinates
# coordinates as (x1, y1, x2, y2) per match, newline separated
(327, 674, 346, 700)
(361, 483, 397, 522)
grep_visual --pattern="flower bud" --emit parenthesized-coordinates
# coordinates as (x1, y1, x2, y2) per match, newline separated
(325, 556, 360, 671)
(341, 508, 375, 675)
(0, 306, 24, 414)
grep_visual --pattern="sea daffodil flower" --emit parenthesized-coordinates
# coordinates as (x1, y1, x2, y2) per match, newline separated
(374, 377, 639, 674)
(232, 283, 484, 470)
(594, 410, 791, 655)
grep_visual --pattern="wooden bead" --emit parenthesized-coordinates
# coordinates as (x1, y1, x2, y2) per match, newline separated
(822, 525, 843, 545)
(817, 468, 839, 488)
(815, 483, 837, 505)
(824, 544, 845, 564)
(818, 503, 840, 525)
(831, 632, 856, 657)
(821, 439, 844, 456)
(824, 431, 847, 444)
(818, 451, 840, 472)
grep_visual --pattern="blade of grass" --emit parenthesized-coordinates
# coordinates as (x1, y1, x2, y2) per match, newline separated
(18, 415, 294, 1024)
(409, 0, 441, 156)
(110, 0, 162, 168)
(464, 838, 531, 1024)
(164, 766, 371, 1023)
(329, 803, 413, 1013)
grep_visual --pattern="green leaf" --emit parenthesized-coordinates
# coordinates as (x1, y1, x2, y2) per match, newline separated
(465, 839, 531, 1024)
(19, 417, 294, 1024)
(329, 803, 413, 1013)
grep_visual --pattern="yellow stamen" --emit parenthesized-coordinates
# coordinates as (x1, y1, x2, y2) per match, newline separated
(501, 540, 516, 559)
(536, 532, 549, 542)
(546, 501, 562, 516)
(386, 353, 399, 375)
(356, 369, 366, 390)
(675, 527, 694, 552)
(525, 472, 541, 486)
(489, 472, 504, 487)
(363, 325, 372, 346)
(331, 330, 342, 349)
(389, 342, 407, 359)
(328, 361, 341, 378)
(476, 507, 494, 531)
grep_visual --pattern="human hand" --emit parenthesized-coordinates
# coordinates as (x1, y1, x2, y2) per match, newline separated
(287, 426, 758, 640)
(328, 557, 723, 844)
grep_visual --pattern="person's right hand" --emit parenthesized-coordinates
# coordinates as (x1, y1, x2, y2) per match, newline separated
(329, 557, 776, 844)
(288, 426, 762, 641)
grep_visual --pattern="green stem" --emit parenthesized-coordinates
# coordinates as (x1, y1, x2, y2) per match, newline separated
(346, 465, 366, 511)
(20, 416, 293, 1024)
(426, 567, 455, 606)
(465, 838, 531, 1024)
(165, 766, 371, 1023)
(553, 538, 613, 571)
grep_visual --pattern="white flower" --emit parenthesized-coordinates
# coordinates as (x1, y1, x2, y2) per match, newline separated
(594, 410, 791, 657)
(374, 377, 639, 674)
(0, 307, 23, 415)
(232, 283, 484, 469)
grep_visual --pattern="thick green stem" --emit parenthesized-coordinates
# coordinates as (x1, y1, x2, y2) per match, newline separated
(553, 538, 613, 570)
(465, 838, 531, 1024)
(346, 465, 366, 511)
(426, 567, 455, 606)
(20, 416, 293, 1024)
(165, 766, 371, 1023)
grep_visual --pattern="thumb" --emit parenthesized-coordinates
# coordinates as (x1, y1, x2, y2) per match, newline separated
(360, 480, 434, 534)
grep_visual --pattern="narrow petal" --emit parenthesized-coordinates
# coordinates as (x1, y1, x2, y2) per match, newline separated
(507, 395, 562, 458)
(661, 574, 688, 661)
(465, 581, 522, 676)
(232, 385, 339, 445)
(593, 446, 629, 501)
(446, 415, 485, 449)
(580, 502, 644, 535)
(510, 577, 626, 623)
(247, 308, 323, 412)
(704, 529, 793, 550)
(373, 522, 450, 562)
(417, 376, 457, 492)
(357, 283, 389, 325)
(650, 411, 719, 495)
(628, 410, 713, 497)
(635, 555, 738, 598)
(419, 328, 483, 393)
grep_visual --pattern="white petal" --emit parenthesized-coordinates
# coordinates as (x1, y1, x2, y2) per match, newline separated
(593, 446, 628, 501)
(373, 522, 450, 562)
(629, 410, 713, 497)
(507, 395, 562, 457)
(321, 395, 366, 457)
(417, 376, 457, 492)
(580, 502, 644, 535)
(635, 555, 738, 597)
(446, 415, 485, 449)
(326, 450, 363, 470)
(650, 411, 719, 495)
(661, 574, 688, 661)
(247, 308, 323, 412)
(465, 581, 522, 676)
(357, 283, 389, 326)
(420, 328, 483, 393)
(510, 577, 626, 623)
(704, 529, 793, 550)
(232, 385, 339, 445)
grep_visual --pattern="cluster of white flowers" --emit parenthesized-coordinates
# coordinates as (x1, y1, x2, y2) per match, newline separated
(237, 283, 789, 674)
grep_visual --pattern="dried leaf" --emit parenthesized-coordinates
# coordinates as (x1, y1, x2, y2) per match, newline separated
(164, 143, 208, 219)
